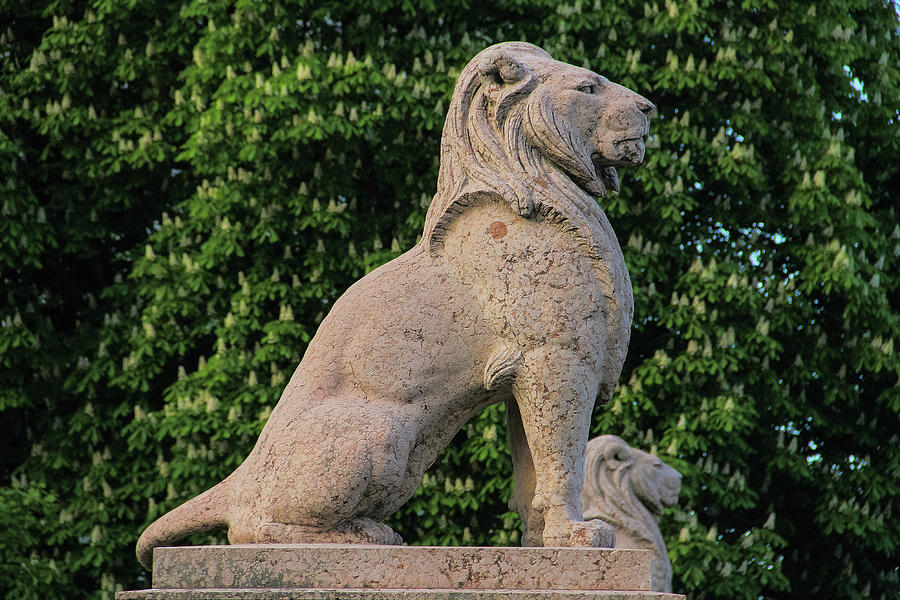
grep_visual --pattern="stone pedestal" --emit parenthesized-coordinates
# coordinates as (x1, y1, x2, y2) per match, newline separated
(117, 544, 684, 599)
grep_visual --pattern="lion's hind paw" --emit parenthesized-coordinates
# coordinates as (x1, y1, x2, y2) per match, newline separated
(251, 517, 403, 545)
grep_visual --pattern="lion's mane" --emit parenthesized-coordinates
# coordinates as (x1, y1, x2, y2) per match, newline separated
(423, 43, 626, 273)
(421, 44, 633, 390)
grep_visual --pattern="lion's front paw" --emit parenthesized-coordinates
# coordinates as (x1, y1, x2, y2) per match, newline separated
(569, 519, 615, 547)
(543, 519, 615, 548)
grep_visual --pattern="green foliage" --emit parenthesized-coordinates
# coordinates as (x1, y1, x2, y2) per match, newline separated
(2, 1, 898, 599)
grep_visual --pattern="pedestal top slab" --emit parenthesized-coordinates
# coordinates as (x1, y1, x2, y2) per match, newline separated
(151, 545, 654, 592)
(118, 590, 684, 600)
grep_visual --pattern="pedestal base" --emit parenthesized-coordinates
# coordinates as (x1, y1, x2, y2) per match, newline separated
(117, 544, 683, 600)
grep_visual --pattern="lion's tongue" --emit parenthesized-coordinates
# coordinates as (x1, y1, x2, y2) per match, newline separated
(600, 167, 619, 192)
(582, 168, 619, 197)
(583, 178, 606, 197)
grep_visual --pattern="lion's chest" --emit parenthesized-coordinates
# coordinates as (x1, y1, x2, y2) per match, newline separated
(440, 202, 621, 363)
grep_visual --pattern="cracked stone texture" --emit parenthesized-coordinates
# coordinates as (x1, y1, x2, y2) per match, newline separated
(153, 545, 649, 590)
(116, 545, 684, 599)
(117, 591, 684, 600)
(135, 41, 655, 570)
(581, 437, 683, 593)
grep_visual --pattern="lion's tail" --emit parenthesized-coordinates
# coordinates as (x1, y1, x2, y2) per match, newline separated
(136, 479, 230, 570)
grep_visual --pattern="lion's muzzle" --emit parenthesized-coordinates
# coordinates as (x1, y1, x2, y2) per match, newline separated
(593, 86, 655, 167)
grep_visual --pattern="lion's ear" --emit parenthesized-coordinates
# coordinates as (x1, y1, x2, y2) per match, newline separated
(477, 50, 537, 130)
(477, 50, 531, 85)
(605, 442, 632, 468)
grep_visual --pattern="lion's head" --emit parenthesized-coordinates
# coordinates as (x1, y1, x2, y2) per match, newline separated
(581, 435, 681, 592)
(424, 42, 655, 254)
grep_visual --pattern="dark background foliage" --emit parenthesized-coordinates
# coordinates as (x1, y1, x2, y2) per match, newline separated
(1, 1, 898, 599)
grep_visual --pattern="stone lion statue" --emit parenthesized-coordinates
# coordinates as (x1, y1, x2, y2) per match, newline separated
(581, 435, 682, 592)
(137, 42, 654, 568)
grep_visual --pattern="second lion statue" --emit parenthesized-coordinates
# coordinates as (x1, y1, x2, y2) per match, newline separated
(137, 42, 655, 568)
(582, 435, 682, 592)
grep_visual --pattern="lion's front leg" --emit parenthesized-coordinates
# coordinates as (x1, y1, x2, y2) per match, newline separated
(510, 347, 615, 548)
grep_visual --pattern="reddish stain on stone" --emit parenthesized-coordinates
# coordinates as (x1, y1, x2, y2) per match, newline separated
(489, 221, 508, 239)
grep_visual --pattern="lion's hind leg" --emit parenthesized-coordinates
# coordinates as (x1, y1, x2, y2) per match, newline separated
(232, 400, 414, 545)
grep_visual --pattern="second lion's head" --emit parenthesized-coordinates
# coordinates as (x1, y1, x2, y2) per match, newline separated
(424, 42, 655, 248)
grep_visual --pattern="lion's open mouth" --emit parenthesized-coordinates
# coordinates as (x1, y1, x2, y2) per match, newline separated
(576, 163, 619, 197)
(577, 134, 646, 197)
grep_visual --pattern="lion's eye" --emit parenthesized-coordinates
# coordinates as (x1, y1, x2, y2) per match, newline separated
(577, 84, 596, 94)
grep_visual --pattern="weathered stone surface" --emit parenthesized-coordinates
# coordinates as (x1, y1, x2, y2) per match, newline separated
(153, 545, 650, 590)
(135, 41, 655, 569)
(117, 545, 684, 600)
(117, 590, 684, 599)
(581, 437, 682, 593)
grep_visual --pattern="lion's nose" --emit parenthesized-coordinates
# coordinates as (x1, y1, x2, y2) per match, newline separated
(635, 95, 657, 118)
